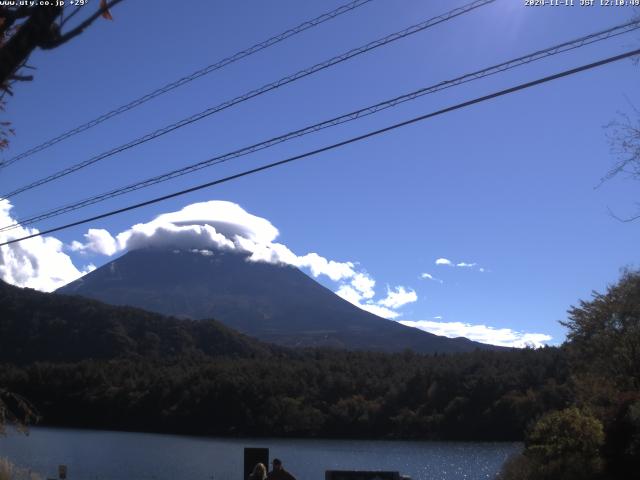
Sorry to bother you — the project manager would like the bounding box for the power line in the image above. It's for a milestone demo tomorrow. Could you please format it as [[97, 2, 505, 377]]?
[[2, 46, 638, 248], [0, 0, 495, 199], [2, 19, 638, 233], [0, 0, 375, 170]]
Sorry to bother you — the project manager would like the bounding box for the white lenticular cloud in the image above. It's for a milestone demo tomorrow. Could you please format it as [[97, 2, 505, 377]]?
[[123, 223, 236, 253], [114, 201, 273, 253], [70, 200, 418, 320], [0, 200, 93, 292], [151, 201, 279, 244], [398, 319, 552, 348]]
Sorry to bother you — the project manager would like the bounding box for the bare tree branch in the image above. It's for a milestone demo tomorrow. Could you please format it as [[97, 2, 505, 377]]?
[[601, 101, 640, 183], [607, 205, 640, 223], [0, 2, 124, 151], [0, 389, 39, 435], [0, 6, 62, 86], [0, 7, 36, 36], [9, 74, 33, 82], [40, 0, 125, 49], [59, 5, 83, 29]]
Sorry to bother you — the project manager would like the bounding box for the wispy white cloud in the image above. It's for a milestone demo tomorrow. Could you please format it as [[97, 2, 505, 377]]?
[[351, 273, 375, 299], [456, 262, 476, 268], [360, 303, 402, 319], [378, 286, 417, 309], [335, 283, 417, 320], [434, 257, 485, 272], [399, 319, 552, 348], [421, 272, 443, 284]]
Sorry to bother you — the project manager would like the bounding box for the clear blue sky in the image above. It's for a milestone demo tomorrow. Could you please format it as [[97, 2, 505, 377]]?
[[2, 0, 639, 346]]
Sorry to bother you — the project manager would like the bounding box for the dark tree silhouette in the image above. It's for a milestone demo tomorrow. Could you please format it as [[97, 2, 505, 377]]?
[[0, 1, 124, 150], [0, 389, 38, 435]]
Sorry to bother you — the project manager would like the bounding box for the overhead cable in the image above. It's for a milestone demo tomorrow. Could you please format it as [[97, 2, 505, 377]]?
[[0, 0, 375, 169], [2, 46, 638, 247], [0, 0, 496, 198], [2, 19, 638, 233]]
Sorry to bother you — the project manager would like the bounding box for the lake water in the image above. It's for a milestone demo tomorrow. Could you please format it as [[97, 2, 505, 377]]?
[[0, 427, 521, 480]]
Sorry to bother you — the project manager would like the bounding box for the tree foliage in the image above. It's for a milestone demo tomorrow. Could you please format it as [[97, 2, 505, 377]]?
[[0, 280, 571, 441], [0, 349, 570, 441], [525, 407, 605, 480], [499, 269, 640, 479], [498, 408, 605, 480], [2, 269, 640, 480], [562, 269, 640, 391]]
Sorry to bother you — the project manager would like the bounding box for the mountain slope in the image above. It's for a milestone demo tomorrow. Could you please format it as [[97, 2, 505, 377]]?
[[0, 279, 274, 363], [57, 248, 495, 354]]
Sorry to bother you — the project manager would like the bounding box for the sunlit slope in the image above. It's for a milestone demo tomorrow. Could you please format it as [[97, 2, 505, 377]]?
[[58, 248, 499, 354]]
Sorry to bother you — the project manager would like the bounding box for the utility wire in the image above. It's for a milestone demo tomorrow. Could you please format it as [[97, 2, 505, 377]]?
[[0, 0, 495, 198], [0, 0, 375, 169], [2, 19, 638, 233], [2, 47, 638, 248]]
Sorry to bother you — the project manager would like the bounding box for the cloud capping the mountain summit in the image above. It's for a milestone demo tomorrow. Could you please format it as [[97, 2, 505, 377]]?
[[70, 200, 417, 319]]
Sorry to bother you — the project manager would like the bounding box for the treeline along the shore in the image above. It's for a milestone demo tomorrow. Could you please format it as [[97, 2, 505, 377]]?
[[0, 349, 569, 440], [0, 278, 569, 440], [1, 271, 639, 479]]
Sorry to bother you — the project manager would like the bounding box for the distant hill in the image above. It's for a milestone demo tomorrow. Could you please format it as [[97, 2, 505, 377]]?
[[57, 248, 498, 354], [0, 279, 273, 364], [0, 279, 567, 443]]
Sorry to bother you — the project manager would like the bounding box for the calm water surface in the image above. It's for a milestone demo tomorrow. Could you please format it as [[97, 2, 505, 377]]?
[[0, 427, 521, 480]]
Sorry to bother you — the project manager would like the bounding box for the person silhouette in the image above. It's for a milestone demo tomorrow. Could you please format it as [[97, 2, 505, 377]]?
[[249, 462, 267, 480], [266, 458, 296, 480]]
